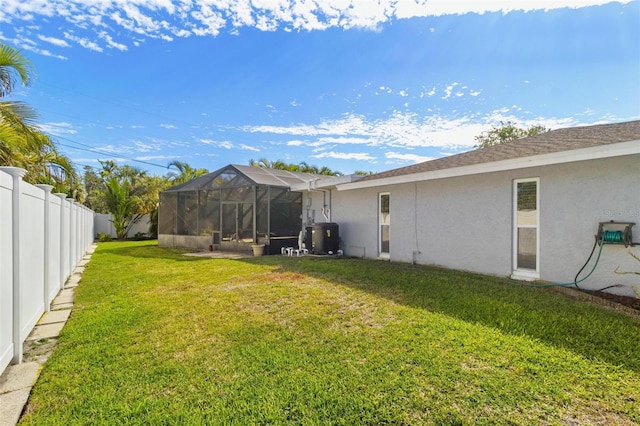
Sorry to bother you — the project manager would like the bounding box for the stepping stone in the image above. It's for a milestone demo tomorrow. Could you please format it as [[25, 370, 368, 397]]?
[[66, 275, 81, 287], [27, 323, 65, 341], [38, 310, 71, 325], [0, 362, 42, 422], [53, 289, 74, 305], [0, 362, 40, 394], [51, 302, 73, 310], [0, 388, 31, 426]]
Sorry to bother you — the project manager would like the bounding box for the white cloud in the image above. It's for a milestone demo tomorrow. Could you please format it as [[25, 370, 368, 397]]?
[[6, 0, 625, 52], [385, 152, 435, 164], [98, 31, 128, 51], [160, 123, 177, 129], [37, 34, 70, 47], [135, 155, 175, 161], [0, 32, 68, 59], [238, 144, 260, 152], [133, 141, 157, 152], [313, 151, 377, 161], [64, 31, 103, 52], [421, 0, 631, 16], [200, 138, 254, 150], [441, 82, 458, 100], [95, 144, 126, 154], [37, 122, 77, 135], [241, 107, 589, 154]]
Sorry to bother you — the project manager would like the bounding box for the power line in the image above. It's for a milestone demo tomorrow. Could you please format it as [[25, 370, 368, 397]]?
[[34, 82, 213, 130], [53, 135, 171, 170]]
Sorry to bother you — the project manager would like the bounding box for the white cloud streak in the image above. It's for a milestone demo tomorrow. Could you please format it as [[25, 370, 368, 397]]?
[[313, 151, 376, 161], [385, 152, 435, 164], [242, 108, 586, 155], [1, 0, 631, 55], [37, 34, 70, 47], [37, 121, 77, 135]]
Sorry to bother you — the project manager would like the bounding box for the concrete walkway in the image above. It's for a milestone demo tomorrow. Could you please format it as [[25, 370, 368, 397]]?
[[0, 244, 96, 426]]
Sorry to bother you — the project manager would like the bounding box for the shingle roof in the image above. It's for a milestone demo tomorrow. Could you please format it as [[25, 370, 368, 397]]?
[[360, 120, 640, 182]]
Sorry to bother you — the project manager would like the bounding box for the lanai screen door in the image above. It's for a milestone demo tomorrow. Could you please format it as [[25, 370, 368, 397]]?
[[222, 202, 254, 249]]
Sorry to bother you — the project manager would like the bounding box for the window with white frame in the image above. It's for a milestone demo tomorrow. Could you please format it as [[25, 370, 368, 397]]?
[[513, 178, 539, 278], [379, 192, 390, 258]]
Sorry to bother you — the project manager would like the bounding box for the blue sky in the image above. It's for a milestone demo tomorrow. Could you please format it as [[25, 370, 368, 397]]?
[[1, 0, 639, 175]]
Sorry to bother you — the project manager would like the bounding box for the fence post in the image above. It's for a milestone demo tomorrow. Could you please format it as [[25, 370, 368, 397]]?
[[0, 166, 27, 364], [68, 199, 75, 275], [35, 184, 54, 313], [54, 194, 68, 287]]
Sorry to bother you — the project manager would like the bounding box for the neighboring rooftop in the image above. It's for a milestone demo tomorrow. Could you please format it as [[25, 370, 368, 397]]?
[[358, 120, 640, 182]]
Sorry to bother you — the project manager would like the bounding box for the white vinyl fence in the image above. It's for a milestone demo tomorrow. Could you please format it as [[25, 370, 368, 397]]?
[[0, 167, 94, 375], [94, 213, 151, 239]]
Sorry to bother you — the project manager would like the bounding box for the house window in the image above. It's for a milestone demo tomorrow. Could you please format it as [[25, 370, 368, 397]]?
[[513, 178, 539, 279], [379, 192, 390, 258]]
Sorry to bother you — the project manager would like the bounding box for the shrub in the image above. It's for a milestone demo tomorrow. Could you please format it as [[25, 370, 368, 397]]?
[[97, 232, 112, 242], [133, 232, 148, 241]]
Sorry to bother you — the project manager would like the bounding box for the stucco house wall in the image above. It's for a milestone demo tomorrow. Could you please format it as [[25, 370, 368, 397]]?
[[328, 154, 639, 297]]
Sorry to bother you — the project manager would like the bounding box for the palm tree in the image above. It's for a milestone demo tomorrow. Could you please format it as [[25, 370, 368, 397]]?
[[1, 43, 37, 162], [0, 42, 79, 197], [248, 158, 342, 176], [0, 43, 34, 97], [104, 178, 141, 239], [167, 160, 208, 185]]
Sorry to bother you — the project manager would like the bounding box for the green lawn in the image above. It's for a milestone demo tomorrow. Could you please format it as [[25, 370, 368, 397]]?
[[21, 240, 640, 425]]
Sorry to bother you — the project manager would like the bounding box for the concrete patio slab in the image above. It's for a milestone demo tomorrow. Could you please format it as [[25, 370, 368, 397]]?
[[184, 251, 252, 259]]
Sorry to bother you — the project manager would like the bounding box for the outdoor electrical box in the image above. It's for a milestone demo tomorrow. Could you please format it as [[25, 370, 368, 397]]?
[[306, 223, 339, 255]]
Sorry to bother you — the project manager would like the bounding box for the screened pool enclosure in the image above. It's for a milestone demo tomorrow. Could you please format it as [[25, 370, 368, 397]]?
[[158, 165, 325, 253]]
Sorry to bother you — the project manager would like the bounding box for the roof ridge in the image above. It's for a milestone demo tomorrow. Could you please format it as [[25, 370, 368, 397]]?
[[359, 120, 640, 182]]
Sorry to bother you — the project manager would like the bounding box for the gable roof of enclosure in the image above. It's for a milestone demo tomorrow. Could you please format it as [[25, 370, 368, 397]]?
[[163, 164, 329, 192], [338, 120, 640, 191]]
